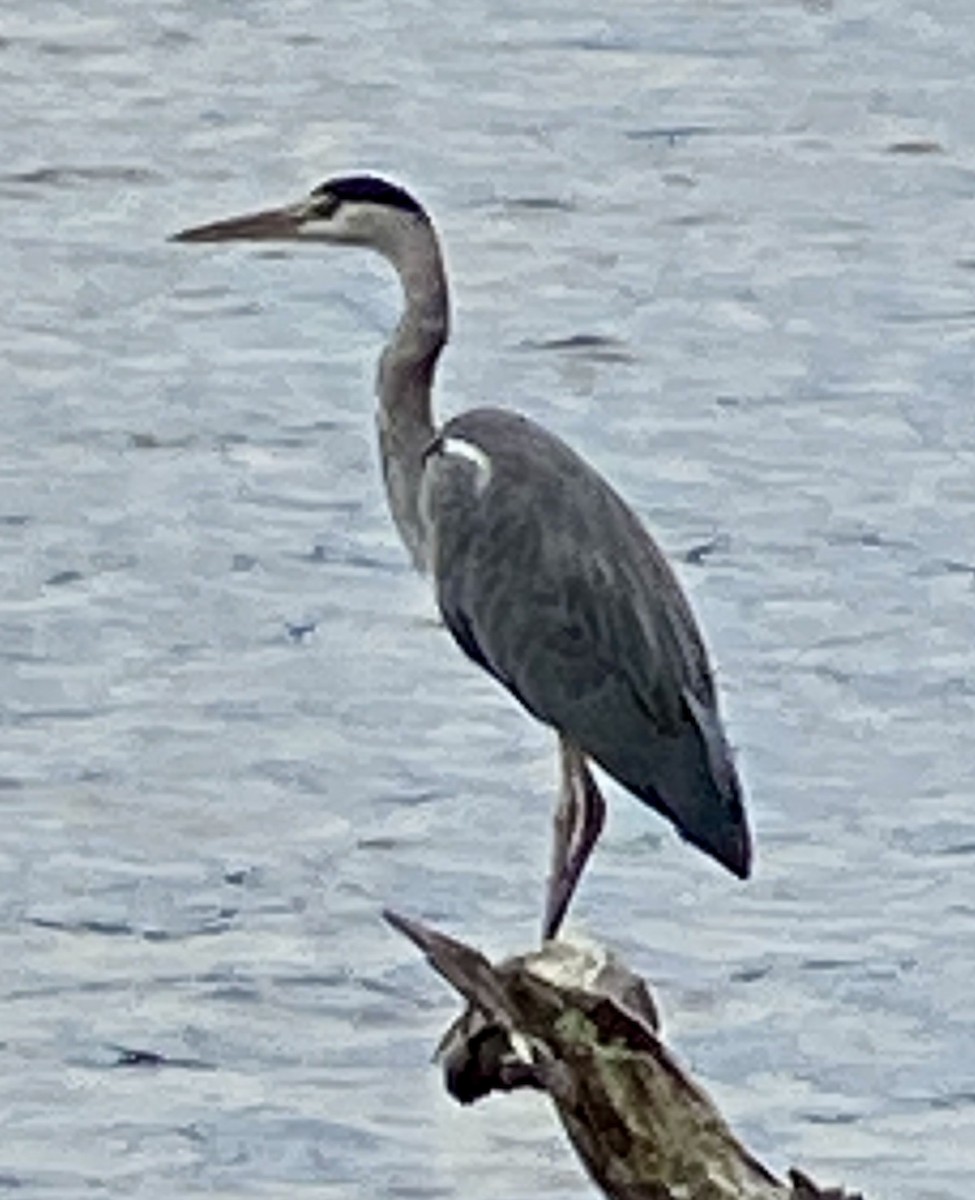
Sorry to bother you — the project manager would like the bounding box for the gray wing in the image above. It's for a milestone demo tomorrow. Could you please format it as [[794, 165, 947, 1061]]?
[[426, 407, 750, 879]]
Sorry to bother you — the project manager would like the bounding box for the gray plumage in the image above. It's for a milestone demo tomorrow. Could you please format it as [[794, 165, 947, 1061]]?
[[424, 407, 749, 877], [173, 173, 752, 937]]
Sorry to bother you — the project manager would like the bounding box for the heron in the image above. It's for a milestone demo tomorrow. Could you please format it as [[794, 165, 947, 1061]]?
[[173, 174, 752, 939]]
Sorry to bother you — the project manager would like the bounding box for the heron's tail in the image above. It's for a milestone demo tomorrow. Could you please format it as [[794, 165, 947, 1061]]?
[[631, 686, 752, 880]]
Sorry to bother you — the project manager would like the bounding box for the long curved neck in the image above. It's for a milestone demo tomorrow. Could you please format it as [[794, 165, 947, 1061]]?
[[375, 218, 449, 571]]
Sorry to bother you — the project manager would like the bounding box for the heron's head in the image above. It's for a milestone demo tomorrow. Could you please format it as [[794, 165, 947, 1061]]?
[[172, 174, 431, 254]]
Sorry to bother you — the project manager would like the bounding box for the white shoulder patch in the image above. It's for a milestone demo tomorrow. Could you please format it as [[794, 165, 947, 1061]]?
[[441, 435, 493, 493]]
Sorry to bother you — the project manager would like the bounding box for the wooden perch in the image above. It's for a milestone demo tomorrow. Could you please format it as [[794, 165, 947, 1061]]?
[[385, 910, 863, 1200]]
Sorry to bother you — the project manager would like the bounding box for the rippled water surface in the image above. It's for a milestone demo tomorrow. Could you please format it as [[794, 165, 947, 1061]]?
[[2, 1, 974, 1196]]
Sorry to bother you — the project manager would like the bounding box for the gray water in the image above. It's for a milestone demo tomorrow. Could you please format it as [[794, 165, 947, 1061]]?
[[2, 1, 974, 1196]]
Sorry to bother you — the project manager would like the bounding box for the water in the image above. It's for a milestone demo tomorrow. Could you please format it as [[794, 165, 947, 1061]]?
[[2, 1, 974, 1195]]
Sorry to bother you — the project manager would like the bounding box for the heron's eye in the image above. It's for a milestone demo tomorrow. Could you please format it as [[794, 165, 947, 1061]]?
[[309, 191, 340, 220]]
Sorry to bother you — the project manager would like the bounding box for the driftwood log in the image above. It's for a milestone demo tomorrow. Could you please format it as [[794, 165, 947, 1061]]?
[[385, 910, 863, 1200]]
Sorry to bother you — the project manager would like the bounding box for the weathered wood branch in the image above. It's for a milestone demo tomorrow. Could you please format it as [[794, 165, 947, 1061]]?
[[385, 910, 863, 1200]]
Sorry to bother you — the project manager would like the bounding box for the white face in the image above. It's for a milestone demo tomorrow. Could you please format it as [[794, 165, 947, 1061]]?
[[294, 195, 416, 249]]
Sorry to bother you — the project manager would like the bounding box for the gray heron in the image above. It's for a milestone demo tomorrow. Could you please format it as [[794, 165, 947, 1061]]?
[[173, 174, 752, 939]]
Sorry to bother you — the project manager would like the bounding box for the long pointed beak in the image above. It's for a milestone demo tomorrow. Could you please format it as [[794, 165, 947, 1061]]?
[[170, 205, 304, 243]]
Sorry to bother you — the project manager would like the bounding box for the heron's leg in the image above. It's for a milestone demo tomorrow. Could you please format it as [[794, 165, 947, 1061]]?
[[543, 734, 607, 941]]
